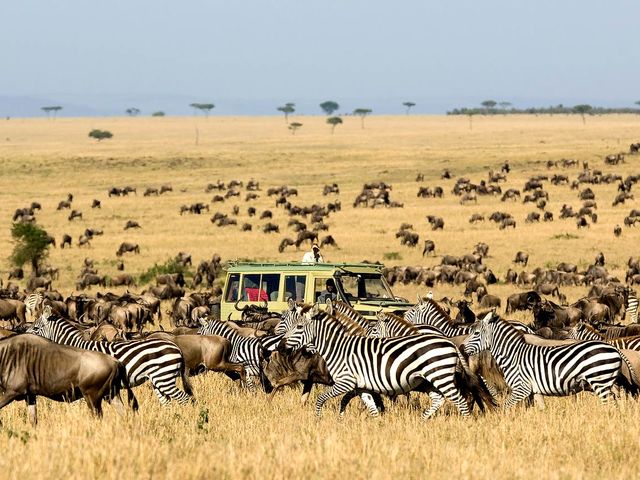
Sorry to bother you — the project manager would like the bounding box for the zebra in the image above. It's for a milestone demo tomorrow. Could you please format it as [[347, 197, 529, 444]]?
[[626, 290, 639, 323], [276, 300, 385, 412], [570, 322, 640, 351], [372, 311, 444, 337], [24, 291, 44, 322], [282, 304, 490, 418], [27, 307, 193, 405], [462, 312, 630, 408], [404, 297, 474, 336], [197, 317, 270, 390]]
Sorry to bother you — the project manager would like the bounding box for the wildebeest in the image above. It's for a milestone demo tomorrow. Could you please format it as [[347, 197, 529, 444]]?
[[77, 274, 106, 290], [422, 240, 436, 257], [505, 291, 541, 314], [514, 251, 529, 266], [61, 234, 72, 249], [116, 242, 140, 256], [426, 215, 444, 230], [124, 220, 141, 230], [0, 299, 26, 326], [263, 223, 280, 234], [279, 238, 295, 253], [92, 199, 101, 209], [68, 209, 82, 221], [0, 334, 136, 425], [109, 274, 136, 287], [614, 225, 622, 237]]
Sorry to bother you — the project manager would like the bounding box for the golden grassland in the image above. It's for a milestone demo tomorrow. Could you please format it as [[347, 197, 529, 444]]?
[[1, 115, 640, 478]]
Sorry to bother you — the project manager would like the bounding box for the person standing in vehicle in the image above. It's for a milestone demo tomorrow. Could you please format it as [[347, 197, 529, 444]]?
[[302, 243, 324, 263]]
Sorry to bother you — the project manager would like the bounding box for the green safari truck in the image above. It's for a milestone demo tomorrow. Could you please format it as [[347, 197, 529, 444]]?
[[221, 262, 412, 321]]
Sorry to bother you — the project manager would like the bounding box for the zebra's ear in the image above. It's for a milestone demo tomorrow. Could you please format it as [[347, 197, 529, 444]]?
[[310, 302, 321, 317], [287, 298, 296, 311], [42, 304, 52, 319], [325, 299, 333, 315], [416, 294, 423, 304], [198, 317, 208, 327]]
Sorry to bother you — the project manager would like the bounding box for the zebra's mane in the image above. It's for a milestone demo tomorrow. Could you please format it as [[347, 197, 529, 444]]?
[[417, 298, 455, 323], [579, 322, 604, 339], [313, 310, 362, 336], [379, 312, 418, 332], [328, 310, 368, 335]]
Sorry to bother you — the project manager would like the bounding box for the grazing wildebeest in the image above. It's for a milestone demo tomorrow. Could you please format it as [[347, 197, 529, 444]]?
[[614, 225, 622, 237], [144, 187, 159, 197], [514, 251, 529, 266], [109, 274, 136, 287], [92, 199, 101, 209], [500, 218, 516, 229], [320, 235, 337, 248], [124, 220, 141, 230], [60, 234, 72, 249], [263, 223, 280, 234], [0, 299, 27, 326], [76, 274, 106, 290], [505, 291, 541, 314], [116, 242, 140, 256], [279, 238, 295, 253], [417, 239, 435, 257], [27, 276, 52, 291], [68, 210, 82, 221], [0, 334, 136, 425], [426, 215, 444, 230]]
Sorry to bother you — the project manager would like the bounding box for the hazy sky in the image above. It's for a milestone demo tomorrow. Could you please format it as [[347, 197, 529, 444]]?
[[2, 0, 639, 114]]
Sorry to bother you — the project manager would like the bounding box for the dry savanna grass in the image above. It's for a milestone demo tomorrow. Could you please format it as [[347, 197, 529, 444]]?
[[1, 115, 640, 478]]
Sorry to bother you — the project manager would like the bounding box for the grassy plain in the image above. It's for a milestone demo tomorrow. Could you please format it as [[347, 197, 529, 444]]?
[[0, 114, 640, 478]]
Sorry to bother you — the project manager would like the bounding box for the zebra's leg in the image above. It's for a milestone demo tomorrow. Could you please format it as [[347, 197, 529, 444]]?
[[152, 377, 191, 405], [422, 391, 445, 419], [504, 384, 532, 409], [358, 392, 381, 417], [315, 380, 356, 417]]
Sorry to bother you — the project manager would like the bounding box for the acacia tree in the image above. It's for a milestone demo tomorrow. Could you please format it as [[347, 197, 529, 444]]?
[[326, 116, 343, 134], [498, 101, 512, 113], [125, 107, 141, 116], [288, 122, 303, 135], [481, 100, 497, 114], [190, 103, 215, 117], [277, 103, 295, 123], [635, 101, 640, 113], [353, 108, 372, 129], [10, 223, 51, 274], [403, 102, 416, 115], [320, 101, 339, 115], [41, 106, 62, 119], [573, 104, 593, 125]]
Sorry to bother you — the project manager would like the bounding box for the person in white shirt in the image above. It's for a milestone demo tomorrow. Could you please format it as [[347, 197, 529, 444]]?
[[302, 243, 324, 263]]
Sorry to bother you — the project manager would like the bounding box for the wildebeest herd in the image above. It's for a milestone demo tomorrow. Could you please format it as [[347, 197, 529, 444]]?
[[3, 142, 640, 425]]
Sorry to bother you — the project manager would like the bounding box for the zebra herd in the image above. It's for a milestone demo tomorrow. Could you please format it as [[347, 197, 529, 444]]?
[[9, 291, 640, 424]]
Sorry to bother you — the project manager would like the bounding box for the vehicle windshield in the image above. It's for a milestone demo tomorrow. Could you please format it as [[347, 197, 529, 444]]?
[[336, 273, 394, 301]]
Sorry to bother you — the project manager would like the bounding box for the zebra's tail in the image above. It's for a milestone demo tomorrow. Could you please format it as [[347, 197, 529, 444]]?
[[180, 361, 194, 398], [618, 350, 640, 397], [454, 349, 498, 413]]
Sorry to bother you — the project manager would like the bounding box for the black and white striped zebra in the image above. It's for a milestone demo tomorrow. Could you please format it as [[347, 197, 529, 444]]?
[[283, 304, 486, 418], [24, 291, 44, 322], [570, 322, 640, 351], [463, 312, 628, 407], [28, 308, 193, 405], [626, 290, 639, 323], [197, 317, 273, 390], [404, 298, 474, 336]]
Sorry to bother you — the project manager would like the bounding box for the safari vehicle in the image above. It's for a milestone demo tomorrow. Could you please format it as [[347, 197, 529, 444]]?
[[221, 262, 412, 321]]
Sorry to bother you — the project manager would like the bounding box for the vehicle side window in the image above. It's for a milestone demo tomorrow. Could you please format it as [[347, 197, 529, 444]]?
[[242, 274, 264, 301], [261, 274, 281, 301], [285, 275, 306, 301], [315, 277, 337, 303], [225, 273, 240, 302]]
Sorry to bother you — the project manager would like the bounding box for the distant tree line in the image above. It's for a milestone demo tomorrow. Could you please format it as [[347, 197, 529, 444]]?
[[448, 101, 640, 117]]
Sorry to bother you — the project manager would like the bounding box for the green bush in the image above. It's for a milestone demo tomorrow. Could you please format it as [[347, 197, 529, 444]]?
[[138, 258, 190, 285], [383, 252, 402, 260]]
